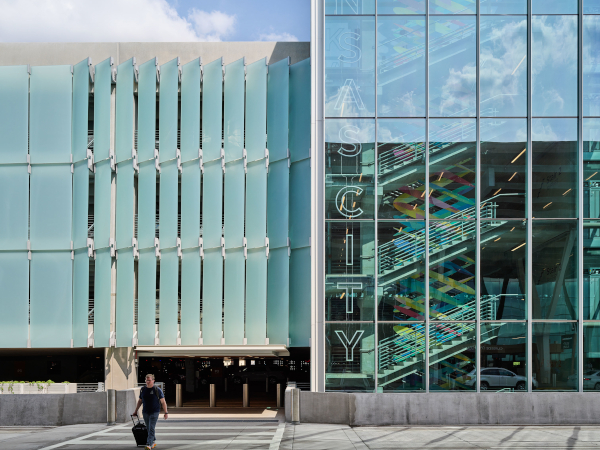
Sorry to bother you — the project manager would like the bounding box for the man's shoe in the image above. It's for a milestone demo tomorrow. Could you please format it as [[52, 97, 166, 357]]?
[[152, 444, 157, 448], [144, 447, 151, 450]]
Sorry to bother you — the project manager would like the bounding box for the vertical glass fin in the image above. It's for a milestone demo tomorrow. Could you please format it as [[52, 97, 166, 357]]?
[[138, 58, 158, 163], [0, 252, 29, 347], [72, 59, 91, 163], [202, 248, 223, 345], [159, 248, 179, 345], [224, 58, 245, 163], [0, 65, 29, 163], [289, 58, 311, 163], [116, 58, 135, 163], [267, 247, 289, 345], [202, 58, 224, 162], [267, 57, 290, 163], [246, 248, 267, 344], [181, 58, 201, 163], [159, 58, 180, 162], [181, 248, 201, 345], [224, 248, 245, 344], [116, 247, 134, 347], [245, 58, 267, 162]]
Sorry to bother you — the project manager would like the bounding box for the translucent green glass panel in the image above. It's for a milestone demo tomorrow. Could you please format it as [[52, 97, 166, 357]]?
[[267, 58, 289, 163], [116, 161, 134, 249], [72, 59, 91, 163], [138, 248, 157, 345], [138, 58, 158, 163], [202, 58, 223, 163], [378, 323, 425, 392], [224, 58, 244, 163], [115, 58, 135, 164], [30, 252, 72, 348], [325, 323, 375, 392], [532, 322, 578, 391], [202, 248, 223, 345], [224, 248, 245, 345], [290, 159, 311, 249], [94, 160, 112, 249], [94, 248, 111, 348], [429, 323, 476, 391], [224, 159, 245, 249], [202, 160, 223, 249], [30, 165, 72, 250], [30, 65, 72, 163], [138, 161, 157, 250], [584, 120, 600, 219], [159, 58, 179, 162], [290, 247, 311, 347], [267, 247, 289, 345], [0, 65, 28, 163], [583, 324, 600, 390], [72, 249, 89, 347], [181, 248, 200, 345], [289, 58, 310, 163], [267, 160, 289, 250], [246, 248, 267, 345], [180, 58, 201, 163], [181, 162, 201, 249], [0, 252, 29, 347], [159, 160, 178, 249], [116, 247, 134, 347], [72, 161, 89, 249], [94, 58, 113, 162], [584, 223, 600, 320], [0, 165, 29, 250], [246, 161, 267, 249], [246, 58, 267, 163], [159, 248, 178, 345]]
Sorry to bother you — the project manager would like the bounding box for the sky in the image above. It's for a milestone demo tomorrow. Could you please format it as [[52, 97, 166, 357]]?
[[0, 0, 310, 43]]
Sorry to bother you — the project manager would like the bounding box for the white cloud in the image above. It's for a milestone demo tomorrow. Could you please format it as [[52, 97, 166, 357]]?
[[0, 0, 236, 42], [258, 32, 299, 42]]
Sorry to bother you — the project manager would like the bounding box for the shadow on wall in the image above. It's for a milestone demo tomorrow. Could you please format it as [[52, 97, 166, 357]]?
[[270, 42, 310, 65]]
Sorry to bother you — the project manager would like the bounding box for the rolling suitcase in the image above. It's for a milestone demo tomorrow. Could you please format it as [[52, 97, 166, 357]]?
[[131, 414, 148, 447]]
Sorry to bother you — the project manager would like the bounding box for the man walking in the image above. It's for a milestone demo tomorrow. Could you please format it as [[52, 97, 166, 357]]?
[[133, 374, 168, 449]]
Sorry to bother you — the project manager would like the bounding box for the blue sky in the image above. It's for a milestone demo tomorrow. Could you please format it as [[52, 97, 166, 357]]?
[[0, 0, 310, 42]]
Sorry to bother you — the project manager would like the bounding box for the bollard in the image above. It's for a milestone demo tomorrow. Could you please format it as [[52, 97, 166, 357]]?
[[209, 384, 216, 407], [107, 389, 116, 425], [243, 383, 249, 408], [176, 383, 183, 408], [276, 383, 282, 408], [291, 388, 300, 424]]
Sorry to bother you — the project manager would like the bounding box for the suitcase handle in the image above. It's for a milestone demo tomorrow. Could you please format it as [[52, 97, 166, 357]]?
[[131, 414, 143, 426]]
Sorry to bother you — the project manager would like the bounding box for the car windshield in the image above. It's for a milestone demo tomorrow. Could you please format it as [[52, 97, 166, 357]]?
[[584, 370, 598, 376]]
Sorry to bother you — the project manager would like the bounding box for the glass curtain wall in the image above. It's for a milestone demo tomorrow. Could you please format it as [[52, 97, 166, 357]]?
[[324, 0, 588, 392]]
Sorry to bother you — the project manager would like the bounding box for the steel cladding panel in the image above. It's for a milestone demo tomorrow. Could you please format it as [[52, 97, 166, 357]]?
[[30, 252, 72, 348], [289, 58, 311, 163], [0, 252, 29, 347], [267, 159, 289, 249], [245, 59, 267, 162], [29, 65, 72, 164], [72, 161, 89, 250], [245, 161, 267, 249], [267, 247, 289, 345], [246, 248, 267, 344], [116, 247, 134, 347], [72, 248, 89, 347], [159, 248, 178, 345], [224, 159, 245, 249], [116, 161, 134, 249], [94, 247, 111, 348], [138, 161, 156, 250], [138, 248, 157, 345], [94, 160, 112, 249], [224, 248, 245, 344], [181, 248, 200, 345], [289, 247, 310, 347], [159, 58, 179, 162], [30, 165, 72, 250], [202, 58, 223, 162], [180, 58, 201, 163], [138, 58, 157, 163], [0, 166, 29, 250], [94, 58, 112, 162], [267, 58, 289, 163], [289, 158, 311, 249], [202, 248, 223, 345], [116, 58, 135, 163], [72, 59, 90, 163], [159, 160, 178, 249], [202, 160, 223, 249], [0, 65, 28, 163], [181, 162, 201, 249], [224, 58, 244, 163]]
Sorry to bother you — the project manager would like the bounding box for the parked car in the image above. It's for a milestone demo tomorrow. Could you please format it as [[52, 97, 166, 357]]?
[[568, 370, 600, 389], [465, 367, 537, 390]]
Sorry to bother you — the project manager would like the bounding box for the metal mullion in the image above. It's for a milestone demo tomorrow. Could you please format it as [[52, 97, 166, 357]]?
[[526, 0, 533, 394], [424, 0, 430, 394], [373, 1, 378, 394], [475, 0, 481, 394], [578, 0, 584, 393]]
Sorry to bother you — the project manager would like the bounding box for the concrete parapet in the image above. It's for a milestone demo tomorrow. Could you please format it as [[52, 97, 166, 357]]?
[[116, 387, 140, 424], [289, 392, 600, 426]]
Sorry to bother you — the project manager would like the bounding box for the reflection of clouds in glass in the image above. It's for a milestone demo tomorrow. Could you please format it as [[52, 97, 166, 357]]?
[[429, 119, 476, 142], [480, 119, 527, 143], [532, 15, 577, 116], [377, 119, 425, 143], [439, 65, 476, 116], [583, 119, 600, 142], [532, 119, 577, 142], [325, 119, 376, 143]]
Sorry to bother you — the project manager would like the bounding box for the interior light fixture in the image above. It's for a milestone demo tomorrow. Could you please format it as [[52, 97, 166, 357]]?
[[438, 172, 444, 181], [512, 242, 526, 251], [562, 189, 572, 196], [508, 172, 517, 181], [359, 173, 363, 182], [511, 54, 526, 75], [494, 188, 502, 196], [340, 293, 345, 299], [510, 227, 515, 232], [511, 148, 526, 164], [494, 238, 501, 242], [586, 172, 597, 181], [543, 202, 552, 209]]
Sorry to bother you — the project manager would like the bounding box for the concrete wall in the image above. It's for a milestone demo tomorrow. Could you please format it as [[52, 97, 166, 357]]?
[[116, 387, 141, 424], [286, 391, 600, 426], [0, 42, 310, 67]]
